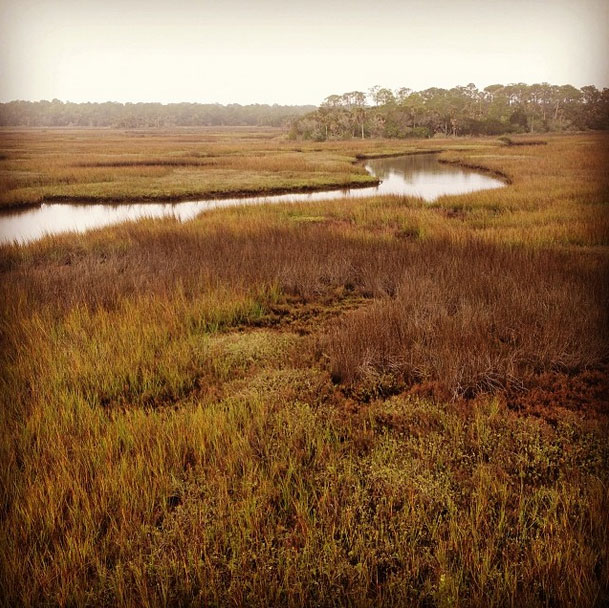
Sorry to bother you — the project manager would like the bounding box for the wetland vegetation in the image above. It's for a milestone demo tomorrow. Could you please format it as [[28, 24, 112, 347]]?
[[1, 128, 608, 607], [0, 153, 506, 244]]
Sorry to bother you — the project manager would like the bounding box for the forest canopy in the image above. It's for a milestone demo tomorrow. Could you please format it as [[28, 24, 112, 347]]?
[[2, 83, 608, 138], [0, 101, 315, 128], [290, 83, 609, 140]]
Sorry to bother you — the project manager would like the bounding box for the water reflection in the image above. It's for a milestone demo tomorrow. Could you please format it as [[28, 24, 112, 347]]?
[[0, 154, 504, 245], [364, 154, 504, 200]]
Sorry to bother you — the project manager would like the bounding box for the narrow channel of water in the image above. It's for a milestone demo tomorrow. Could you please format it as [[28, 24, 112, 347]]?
[[0, 154, 505, 245]]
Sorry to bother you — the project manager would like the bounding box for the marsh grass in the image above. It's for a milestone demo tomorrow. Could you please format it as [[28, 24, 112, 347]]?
[[324, 239, 609, 399], [0, 127, 510, 207], [0, 130, 608, 607], [0, 128, 420, 207]]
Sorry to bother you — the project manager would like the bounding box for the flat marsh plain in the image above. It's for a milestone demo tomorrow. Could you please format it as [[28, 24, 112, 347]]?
[[1, 128, 608, 607]]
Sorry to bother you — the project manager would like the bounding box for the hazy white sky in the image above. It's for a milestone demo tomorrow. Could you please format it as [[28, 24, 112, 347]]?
[[1, 0, 608, 105]]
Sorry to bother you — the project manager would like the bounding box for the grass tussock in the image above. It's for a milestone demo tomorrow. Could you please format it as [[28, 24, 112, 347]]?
[[324, 239, 608, 399], [1, 130, 608, 606]]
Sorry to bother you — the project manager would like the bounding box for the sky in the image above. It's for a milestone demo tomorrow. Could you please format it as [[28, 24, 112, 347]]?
[[1, 0, 608, 106]]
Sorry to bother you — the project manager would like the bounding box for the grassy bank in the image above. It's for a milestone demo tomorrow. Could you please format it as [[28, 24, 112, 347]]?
[[1, 130, 608, 607], [0, 127, 510, 209], [0, 127, 419, 208]]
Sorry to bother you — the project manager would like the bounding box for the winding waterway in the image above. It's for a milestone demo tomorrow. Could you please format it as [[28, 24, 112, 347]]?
[[0, 154, 505, 245]]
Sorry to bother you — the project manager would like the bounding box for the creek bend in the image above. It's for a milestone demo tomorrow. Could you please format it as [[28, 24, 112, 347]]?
[[0, 154, 505, 245]]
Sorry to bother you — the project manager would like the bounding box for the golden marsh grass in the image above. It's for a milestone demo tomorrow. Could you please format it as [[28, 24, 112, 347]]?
[[0, 129, 608, 607]]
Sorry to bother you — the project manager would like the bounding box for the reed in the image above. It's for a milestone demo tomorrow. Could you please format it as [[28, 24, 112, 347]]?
[[0, 130, 608, 607]]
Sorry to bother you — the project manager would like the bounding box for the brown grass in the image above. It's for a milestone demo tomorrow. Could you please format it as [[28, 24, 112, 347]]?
[[4, 223, 607, 402], [324, 238, 609, 399], [0, 130, 608, 607], [0, 127, 433, 207]]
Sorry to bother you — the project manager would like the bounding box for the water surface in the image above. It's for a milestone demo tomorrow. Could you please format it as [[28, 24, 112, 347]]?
[[0, 154, 504, 245]]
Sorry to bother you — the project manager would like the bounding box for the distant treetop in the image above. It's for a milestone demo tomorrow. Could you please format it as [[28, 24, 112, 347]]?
[[0, 101, 316, 128], [2, 84, 607, 138], [290, 83, 609, 140]]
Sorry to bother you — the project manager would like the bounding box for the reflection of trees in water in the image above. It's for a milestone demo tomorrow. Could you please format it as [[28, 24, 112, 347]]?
[[366, 155, 504, 200], [368, 155, 453, 180]]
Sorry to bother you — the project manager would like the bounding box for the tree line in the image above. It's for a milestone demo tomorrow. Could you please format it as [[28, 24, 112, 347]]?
[[0, 100, 315, 128], [289, 83, 609, 140], [2, 84, 607, 137]]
